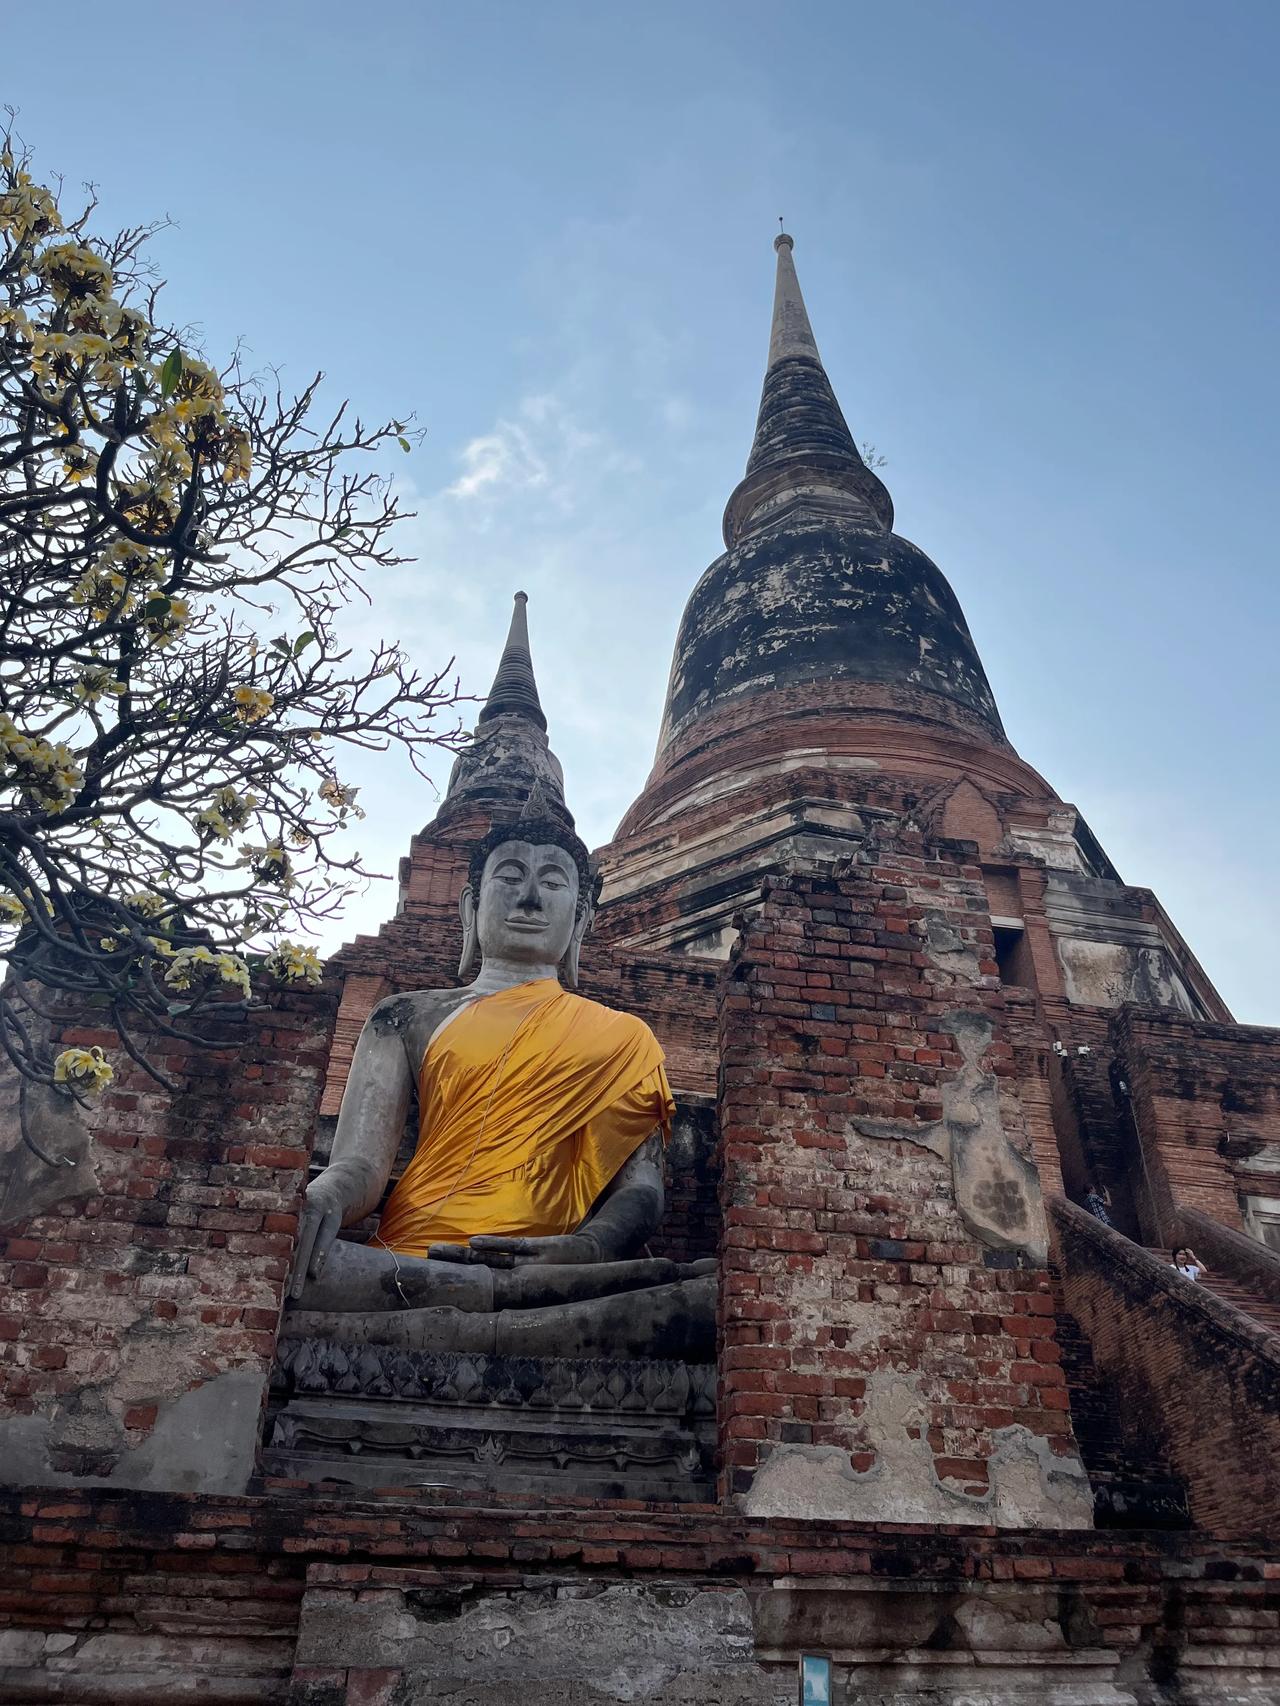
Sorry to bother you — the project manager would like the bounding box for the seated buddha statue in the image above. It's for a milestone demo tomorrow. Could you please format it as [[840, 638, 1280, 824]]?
[[287, 791, 714, 1361]]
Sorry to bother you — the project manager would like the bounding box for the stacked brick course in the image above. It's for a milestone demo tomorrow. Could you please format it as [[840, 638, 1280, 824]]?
[[3, 1485, 1279, 1703], [1114, 1011, 1280, 1235]]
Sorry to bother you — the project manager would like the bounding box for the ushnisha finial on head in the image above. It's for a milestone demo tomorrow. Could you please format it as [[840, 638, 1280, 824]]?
[[518, 778, 551, 821]]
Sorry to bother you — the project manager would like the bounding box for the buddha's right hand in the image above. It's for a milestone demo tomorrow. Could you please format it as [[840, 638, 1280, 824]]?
[[289, 1169, 352, 1301]]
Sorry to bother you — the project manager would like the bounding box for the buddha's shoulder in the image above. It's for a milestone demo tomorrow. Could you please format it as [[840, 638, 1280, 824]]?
[[562, 990, 660, 1044], [366, 988, 472, 1042]]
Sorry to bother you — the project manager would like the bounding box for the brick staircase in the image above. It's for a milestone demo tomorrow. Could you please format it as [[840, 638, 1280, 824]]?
[[1055, 1232, 1280, 1527], [1054, 1298, 1190, 1529], [1147, 1249, 1280, 1340]]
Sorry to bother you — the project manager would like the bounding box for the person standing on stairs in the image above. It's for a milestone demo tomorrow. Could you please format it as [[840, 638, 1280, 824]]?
[[1172, 1247, 1209, 1283], [1084, 1181, 1114, 1227]]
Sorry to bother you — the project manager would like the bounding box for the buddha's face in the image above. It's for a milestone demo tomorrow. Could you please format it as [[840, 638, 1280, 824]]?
[[474, 839, 581, 965]]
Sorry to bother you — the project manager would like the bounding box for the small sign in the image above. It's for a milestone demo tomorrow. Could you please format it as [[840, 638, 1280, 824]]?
[[798, 1653, 832, 1705]]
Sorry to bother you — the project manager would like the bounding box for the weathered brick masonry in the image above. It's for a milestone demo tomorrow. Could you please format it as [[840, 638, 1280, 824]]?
[[1113, 1011, 1280, 1235], [3, 1485, 1280, 1704], [1052, 1198, 1280, 1540], [716, 855, 1087, 1525], [0, 985, 335, 1493]]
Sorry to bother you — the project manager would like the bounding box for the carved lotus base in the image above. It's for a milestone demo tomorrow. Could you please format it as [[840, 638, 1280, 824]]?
[[262, 1339, 716, 1501]]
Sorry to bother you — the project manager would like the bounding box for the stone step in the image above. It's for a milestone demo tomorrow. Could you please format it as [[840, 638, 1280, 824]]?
[[1053, 1303, 1188, 1511]]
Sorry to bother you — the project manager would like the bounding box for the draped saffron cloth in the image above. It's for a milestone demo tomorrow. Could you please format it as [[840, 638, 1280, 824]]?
[[374, 979, 674, 1257]]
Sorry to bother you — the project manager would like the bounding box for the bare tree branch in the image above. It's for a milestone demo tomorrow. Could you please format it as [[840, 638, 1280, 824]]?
[[0, 123, 465, 1125]]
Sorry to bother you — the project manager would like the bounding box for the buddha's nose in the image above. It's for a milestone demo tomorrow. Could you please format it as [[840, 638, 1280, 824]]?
[[515, 873, 542, 911]]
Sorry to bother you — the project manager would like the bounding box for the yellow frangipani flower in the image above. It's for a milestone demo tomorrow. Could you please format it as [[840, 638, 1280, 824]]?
[[163, 945, 251, 999], [263, 940, 324, 986], [52, 1046, 114, 1096], [232, 686, 274, 724]]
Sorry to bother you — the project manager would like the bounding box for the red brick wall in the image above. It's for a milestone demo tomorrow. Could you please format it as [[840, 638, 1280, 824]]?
[[716, 851, 1081, 1516], [1051, 1197, 1280, 1539], [319, 974, 389, 1119], [613, 674, 1054, 843], [645, 1100, 720, 1266], [1115, 1011, 1280, 1236], [319, 810, 488, 1115], [0, 985, 334, 1492]]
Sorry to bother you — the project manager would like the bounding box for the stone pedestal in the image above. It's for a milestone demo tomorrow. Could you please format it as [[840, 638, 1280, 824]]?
[[265, 1338, 716, 1501]]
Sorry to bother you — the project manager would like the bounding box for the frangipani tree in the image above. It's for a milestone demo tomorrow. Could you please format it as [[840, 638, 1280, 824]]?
[[0, 127, 462, 1150]]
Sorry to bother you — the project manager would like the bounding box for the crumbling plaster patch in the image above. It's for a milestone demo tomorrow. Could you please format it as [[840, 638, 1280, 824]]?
[[743, 1370, 1091, 1529], [1056, 936, 1197, 1014], [297, 1580, 770, 1704], [0, 1364, 265, 1495], [0, 1078, 97, 1227], [851, 1009, 1049, 1262]]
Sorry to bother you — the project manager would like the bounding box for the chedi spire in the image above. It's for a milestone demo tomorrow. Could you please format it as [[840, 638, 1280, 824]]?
[[478, 590, 546, 731], [767, 230, 821, 364], [723, 232, 893, 548], [613, 233, 1007, 842], [437, 592, 569, 824]]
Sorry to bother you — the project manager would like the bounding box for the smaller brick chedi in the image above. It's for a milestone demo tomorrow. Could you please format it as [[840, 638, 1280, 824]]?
[[2, 237, 1280, 1705]]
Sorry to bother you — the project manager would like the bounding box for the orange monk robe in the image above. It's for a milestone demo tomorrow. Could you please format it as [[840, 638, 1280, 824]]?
[[375, 979, 675, 1258]]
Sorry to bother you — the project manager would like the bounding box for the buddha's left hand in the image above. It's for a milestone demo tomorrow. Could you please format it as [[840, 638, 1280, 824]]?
[[428, 1231, 604, 1267]]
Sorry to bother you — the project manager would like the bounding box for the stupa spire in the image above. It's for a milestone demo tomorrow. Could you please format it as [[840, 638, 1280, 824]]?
[[477, 590, 547, 732], [767, 231, 821, 365], [437, 592, 568, 824], [609, 232, 1007, 843], [724, 231, 893, 548]]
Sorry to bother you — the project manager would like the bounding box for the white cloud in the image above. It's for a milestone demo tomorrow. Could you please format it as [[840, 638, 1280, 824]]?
[[443, 392, 633, 514], [447, 417, 548, 501]]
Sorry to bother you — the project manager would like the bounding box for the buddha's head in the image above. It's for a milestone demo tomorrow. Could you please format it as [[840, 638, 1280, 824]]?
[[459, 804, 598, 985]]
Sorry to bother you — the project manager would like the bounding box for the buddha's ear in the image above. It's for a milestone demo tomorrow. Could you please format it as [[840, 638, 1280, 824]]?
[[457, 885, 479, 979], [563, 897, 595, 990]]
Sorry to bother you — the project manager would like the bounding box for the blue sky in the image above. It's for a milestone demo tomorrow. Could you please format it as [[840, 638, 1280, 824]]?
[[7, 1, 1278, 1019]]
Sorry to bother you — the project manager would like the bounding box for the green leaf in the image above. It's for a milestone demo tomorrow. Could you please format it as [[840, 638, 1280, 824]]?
[[335, 525, 351, 539], [160, 348, 183, 399], [293, 631, 315, 657], [143, 596, 171, 618], [270, 635, 290, 656], [397, 436, 411, 454]]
